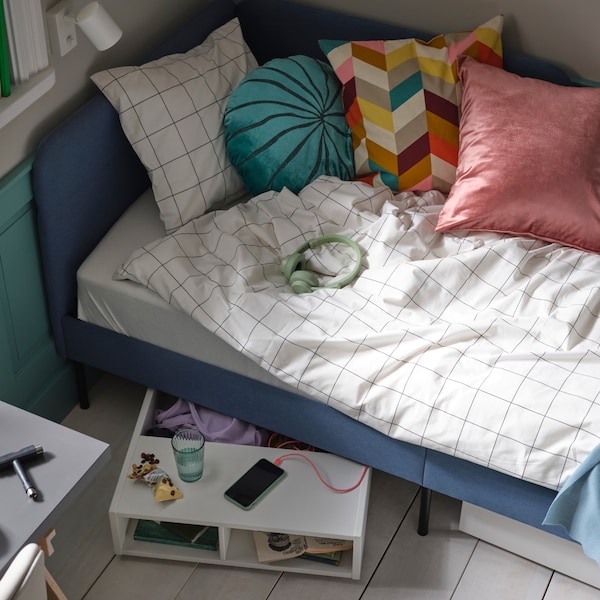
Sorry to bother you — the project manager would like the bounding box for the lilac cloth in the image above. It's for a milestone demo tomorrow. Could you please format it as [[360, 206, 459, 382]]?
[[155, 398, 268, 446]]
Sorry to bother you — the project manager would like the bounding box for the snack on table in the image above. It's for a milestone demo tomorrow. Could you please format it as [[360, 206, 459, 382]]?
[[154, 476, 184, 501], [127, 452, 183, 501], [128, 462, 156, 480]]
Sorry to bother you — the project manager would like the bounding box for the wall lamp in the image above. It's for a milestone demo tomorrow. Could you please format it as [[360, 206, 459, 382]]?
[[47, 1, 122, 57]]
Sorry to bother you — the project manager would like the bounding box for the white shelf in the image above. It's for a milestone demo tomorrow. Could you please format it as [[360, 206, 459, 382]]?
[[109, 389, 372, 579], [0, 67, 56, 129]]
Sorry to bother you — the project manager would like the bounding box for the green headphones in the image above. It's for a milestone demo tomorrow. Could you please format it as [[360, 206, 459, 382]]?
[[281, 234, 362, 294]]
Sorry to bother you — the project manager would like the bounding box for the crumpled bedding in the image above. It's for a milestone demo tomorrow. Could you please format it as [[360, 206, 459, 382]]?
[[116, 176, 600, 490]]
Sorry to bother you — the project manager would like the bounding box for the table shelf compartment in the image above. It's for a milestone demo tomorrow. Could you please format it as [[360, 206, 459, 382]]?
[[119, 519, 224, 564]]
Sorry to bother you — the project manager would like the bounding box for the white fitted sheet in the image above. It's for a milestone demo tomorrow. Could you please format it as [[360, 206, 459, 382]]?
[[76, 189, 295, 392]]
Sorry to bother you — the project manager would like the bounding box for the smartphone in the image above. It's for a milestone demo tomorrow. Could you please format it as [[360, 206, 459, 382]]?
[[224, 458, 286, 510]]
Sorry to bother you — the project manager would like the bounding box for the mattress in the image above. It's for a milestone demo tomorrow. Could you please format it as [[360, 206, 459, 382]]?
[[76, 188, 297, 394]]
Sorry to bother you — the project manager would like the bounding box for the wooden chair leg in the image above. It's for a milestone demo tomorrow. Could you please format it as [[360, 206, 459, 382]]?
[[39, 529, 68, 600], [45, 568, 68, 600]]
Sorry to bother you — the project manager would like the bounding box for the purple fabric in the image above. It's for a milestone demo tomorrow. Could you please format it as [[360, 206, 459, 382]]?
[[155, 399, 268, 446]]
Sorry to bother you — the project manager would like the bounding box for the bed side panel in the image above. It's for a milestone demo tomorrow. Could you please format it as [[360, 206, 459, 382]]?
[[423, 449, 567, 538]]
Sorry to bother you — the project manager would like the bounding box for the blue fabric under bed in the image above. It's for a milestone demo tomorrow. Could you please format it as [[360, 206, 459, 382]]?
[[544, 445, 600, 561]]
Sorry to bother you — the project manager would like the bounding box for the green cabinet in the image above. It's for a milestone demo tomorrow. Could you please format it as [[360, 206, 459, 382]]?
[[0, 157, 77, 421]]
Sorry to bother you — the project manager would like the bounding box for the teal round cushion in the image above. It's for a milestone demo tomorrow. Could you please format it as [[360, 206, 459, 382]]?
[[224, 55, 354, 195]]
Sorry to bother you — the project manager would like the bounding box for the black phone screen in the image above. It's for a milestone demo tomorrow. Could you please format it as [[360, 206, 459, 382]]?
[[224, 458, 286, 509]]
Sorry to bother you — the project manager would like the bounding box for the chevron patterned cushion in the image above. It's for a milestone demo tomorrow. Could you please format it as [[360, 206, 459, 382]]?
[[320, 16, 503, 193], [92, 18, 257, 234], [224, 55, 354, 195]]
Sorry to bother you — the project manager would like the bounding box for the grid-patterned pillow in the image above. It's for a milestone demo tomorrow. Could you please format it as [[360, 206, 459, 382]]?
[[320, 16, 503, 193], [91, 18, 258, 233]]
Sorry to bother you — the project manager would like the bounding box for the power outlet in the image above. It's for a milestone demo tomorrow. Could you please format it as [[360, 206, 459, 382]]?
[[47, 1, 77, 57]]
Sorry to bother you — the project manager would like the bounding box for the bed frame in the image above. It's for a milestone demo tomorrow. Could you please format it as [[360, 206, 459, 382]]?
[[32, 0, 575, 540]]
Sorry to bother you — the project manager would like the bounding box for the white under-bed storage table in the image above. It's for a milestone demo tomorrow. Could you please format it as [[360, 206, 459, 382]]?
[[109, 388, 372, 579]]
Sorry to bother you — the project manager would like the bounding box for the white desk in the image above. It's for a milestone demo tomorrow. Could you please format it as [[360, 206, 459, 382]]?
[[0, 401, 110, 576]]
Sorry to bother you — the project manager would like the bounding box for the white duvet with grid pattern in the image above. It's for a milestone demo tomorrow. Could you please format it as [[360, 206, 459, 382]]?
[[116, 176, 600, 490]]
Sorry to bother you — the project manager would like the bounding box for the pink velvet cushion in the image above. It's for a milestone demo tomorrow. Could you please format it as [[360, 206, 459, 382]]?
[[436, 56, 600, 254]]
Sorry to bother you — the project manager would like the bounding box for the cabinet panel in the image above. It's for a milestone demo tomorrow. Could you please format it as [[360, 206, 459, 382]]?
[[0, 206, 48, 364], [0, 157, 77, 419]]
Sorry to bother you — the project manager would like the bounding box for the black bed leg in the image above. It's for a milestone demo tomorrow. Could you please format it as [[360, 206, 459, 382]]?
[[74, 361, 90, 409], [417, 487, 432, 536]]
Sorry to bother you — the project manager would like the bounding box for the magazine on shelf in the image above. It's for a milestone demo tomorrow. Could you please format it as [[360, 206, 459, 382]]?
[[252, 532, 352, 565]]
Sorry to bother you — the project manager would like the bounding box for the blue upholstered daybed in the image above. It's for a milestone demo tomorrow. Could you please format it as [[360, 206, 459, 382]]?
[[32, 0, 592, 543]]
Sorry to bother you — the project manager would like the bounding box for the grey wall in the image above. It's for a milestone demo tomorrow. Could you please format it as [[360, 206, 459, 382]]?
[[302, 0, 599, 83], [0, 0, 211, 179], [1, 0, 598, 179]]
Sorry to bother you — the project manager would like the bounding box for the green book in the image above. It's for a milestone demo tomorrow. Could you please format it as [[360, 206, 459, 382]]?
[[298, 550, 343, 566], [160, 521, 210, 543], [133, 519, 219, 551], [0, 0, 10, 97]]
